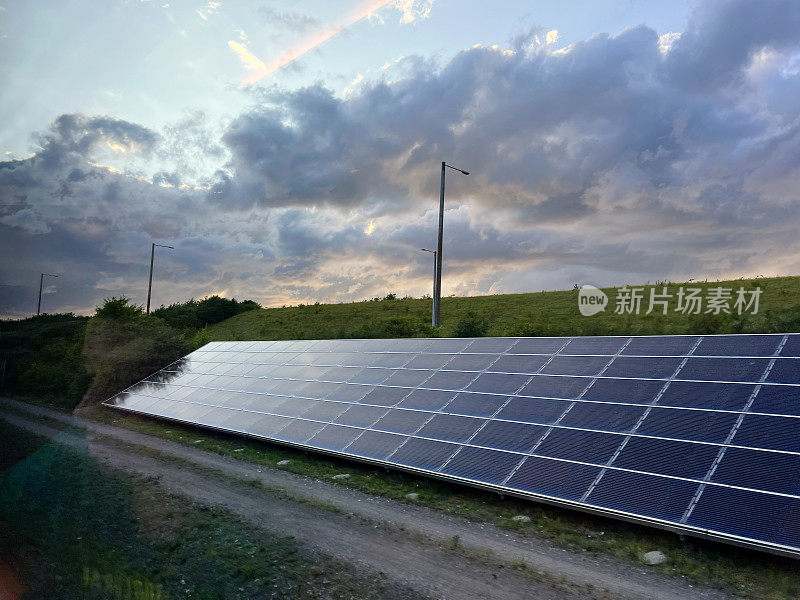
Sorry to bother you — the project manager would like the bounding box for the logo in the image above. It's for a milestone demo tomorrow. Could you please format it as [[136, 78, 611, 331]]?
[[578, 284, 608, 316]]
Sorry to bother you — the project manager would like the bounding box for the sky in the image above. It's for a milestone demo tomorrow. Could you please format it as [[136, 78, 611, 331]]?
[[1, 0, 799, 317]]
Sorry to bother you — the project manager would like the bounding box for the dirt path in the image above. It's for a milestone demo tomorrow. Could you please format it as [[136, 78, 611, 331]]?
[[1, 399, 736, 600]]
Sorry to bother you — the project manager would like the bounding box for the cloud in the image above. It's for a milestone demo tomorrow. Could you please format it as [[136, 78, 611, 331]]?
[[196, 0, 220, 21], [238, 0, 434, 87], [2, 0, 800, 317], [227, 41, 267, 72]]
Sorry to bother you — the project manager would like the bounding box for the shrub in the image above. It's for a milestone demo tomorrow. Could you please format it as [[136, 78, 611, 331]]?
[[79, 299, 188, 407], [453, 312, 489, 337]]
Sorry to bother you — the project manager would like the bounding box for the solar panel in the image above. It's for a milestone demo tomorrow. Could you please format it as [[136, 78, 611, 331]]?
[[103, 333, 800, 557]]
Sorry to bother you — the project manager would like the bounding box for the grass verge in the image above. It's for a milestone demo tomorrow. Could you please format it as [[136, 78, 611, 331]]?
[[0, 419, 426, 600]]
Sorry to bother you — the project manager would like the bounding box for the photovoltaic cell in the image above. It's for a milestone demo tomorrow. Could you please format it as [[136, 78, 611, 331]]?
[[105, 333, 800, 557]]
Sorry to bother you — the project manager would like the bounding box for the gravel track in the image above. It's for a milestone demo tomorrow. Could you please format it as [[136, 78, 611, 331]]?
[[1, 398, 736, 600]]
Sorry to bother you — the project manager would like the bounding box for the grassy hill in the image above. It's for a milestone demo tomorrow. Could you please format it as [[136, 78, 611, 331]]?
[[196, 276, 800, 344]]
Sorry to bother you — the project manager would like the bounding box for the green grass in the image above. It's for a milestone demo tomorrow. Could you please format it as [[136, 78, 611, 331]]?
[[81, 405, 800, 600], [0, 420, 425, 600], [194, 276, 800, 344]]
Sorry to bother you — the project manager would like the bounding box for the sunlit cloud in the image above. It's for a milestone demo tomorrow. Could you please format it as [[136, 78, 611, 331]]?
[[227, 41, 267, 72], [238, 0, 433, 87], [196, 0, 220, 21]]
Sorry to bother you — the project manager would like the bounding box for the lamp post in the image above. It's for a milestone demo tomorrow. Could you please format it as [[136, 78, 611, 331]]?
[[37, 273, 58, 315], [434, 161, 469, 327], [420, 248, 437, 326], [146, 243, 174, 314]]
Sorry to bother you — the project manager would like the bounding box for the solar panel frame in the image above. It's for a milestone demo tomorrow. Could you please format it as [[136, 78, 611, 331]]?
[[104, 333, 800, 558]]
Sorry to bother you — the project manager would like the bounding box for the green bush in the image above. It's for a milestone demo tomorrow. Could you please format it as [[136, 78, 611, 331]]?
[[79, 299, 188, 407], [453, 312, 489, 337]]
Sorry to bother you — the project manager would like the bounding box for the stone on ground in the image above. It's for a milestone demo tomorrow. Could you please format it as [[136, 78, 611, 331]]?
[[405, 492, 419, 500], [511, 515, 531, 523], [641, 550, 667, 565], [333, 473, 351, 480], [277, 459, 291, 466]]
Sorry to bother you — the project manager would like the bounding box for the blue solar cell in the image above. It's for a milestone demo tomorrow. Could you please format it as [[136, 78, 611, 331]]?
[[373, 409, 431, 435], [491, 354, 549, 374], [611, 436, 718, 479], [379, 338, 434, 352], [324, 383, 371, 402], [496, 396, 570, 424], [464, 338, 518, 353], [430, 339, 475, 353], [732, 414, 800, 452], [467, 372, 530, 394], [471, 420, 547, 453], [506, 456, 599, 500], [301, 400, 349, 421], [711, 447, 800, 495], [781, 335, 800, 357], [440, 447, 520, 484], [749, 385, 800, 416], [679, 358, 771, 382], [390, 438, 458, 470], [404, 354, 454, 369], [586, 470, 698, 521], [349, 367, 392, 384], [558, 402, 645, 434], [276, 419, 324, 443], [519, 375, 592, 399], [397, 389, 456, 411], [541, 356, 611, 376], [347, 430, 407, 460], [368, 353, 416, 368], [359, 386, 410, 406], [446, 354, 500, 371], [767, 359, 800, 384], [446, 393, 508, 417], [562, 337, 628, 355], [622, 336, 700, 356], [273, 396, 318, 417], [687, 487, 800, 549], [695, 335, 782, 357], [582, 378, 664, 404], [383, 369, 434, 387], [636, 407, 738, 443], [308, 424, 362, 451], [321, 366, 362, 382], [603, 357, 683, 379], [513, 338, 568, 354], [244, 412, 293, 436], [656, 381, 755, 411], [417, 414, 484, 443], [535, 429, 622, 464], [423, 370, 477, 391], [298, 381, 339, 400], [334, 404, 387, 427]]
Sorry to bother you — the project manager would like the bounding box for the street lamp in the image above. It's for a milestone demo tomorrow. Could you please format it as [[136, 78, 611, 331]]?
[[434, 161, 469, 327], [146, 242, 174, 314], [37, 273, 58, 315], [420, 248, 437, 326]]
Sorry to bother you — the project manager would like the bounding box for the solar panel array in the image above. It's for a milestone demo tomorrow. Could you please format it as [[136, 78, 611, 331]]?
[[104, 334, 800, 556]]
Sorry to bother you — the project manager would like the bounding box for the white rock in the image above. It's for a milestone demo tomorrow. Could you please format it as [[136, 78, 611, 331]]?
[[641, 550, 667, 565], [277, 459, 291, 466], [333, 473, 351, 480], [511, 515, 531, 523], [405, 493, 420, 500]]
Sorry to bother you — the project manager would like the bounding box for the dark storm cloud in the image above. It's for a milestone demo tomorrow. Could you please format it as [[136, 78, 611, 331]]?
[[2, 0, 800, 316]]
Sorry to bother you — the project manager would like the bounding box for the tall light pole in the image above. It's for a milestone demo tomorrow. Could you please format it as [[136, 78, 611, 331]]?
[[420, 248, 437, 326], [37, 273, 58, 315], [434, 161, 469, 327], [146, 243, 174, 314]]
